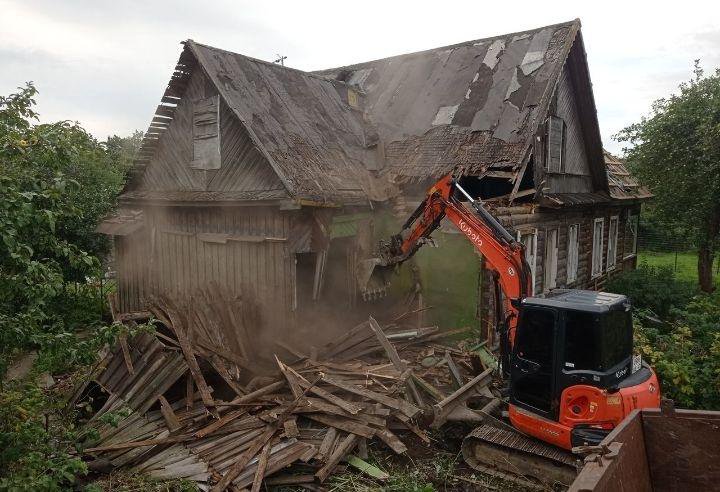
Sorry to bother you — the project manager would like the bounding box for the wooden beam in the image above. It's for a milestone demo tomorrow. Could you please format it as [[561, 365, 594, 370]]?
[[159, 395, 181, 431], [316, 434, 358, 482]]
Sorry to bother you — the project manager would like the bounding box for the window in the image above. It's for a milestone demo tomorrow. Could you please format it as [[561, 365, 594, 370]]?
[[591, 218, 604, 277], [546, 116, 566, 173], [564, 309, 633, 372], [516, 308, 555, 366], [544, 228, 558, 291], [190, 95, 221, 170], [607, 216, 619, 270], [564, 310, 599, 371], [624, 214, 639, 258], [517, 229, 537, 295], [567, 224, 579, 284]]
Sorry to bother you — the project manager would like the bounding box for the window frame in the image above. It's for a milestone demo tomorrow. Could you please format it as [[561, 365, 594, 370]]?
[[517, 229, 538, 296], [607, 215, 619, 271], [591, 218, 604, 278], [544, 228, 559, 292], [546, 116, 566, 173], [567, 223, 580, 284], [624, 214, 639, 259]]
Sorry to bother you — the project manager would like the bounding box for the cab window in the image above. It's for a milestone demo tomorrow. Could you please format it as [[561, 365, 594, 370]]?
[[516, 307, 554, 366]]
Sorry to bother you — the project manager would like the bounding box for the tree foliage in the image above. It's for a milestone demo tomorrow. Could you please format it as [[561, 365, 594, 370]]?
[[617, 62, 720, 292], [607, 266, 720, 410], [0, 83, 141, 489]]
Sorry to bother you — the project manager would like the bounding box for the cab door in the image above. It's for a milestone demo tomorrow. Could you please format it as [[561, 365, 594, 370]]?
[[510, 306, 558, 419]]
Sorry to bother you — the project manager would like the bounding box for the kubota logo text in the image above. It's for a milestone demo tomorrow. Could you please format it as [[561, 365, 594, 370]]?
[[458, 220, 483, 248]]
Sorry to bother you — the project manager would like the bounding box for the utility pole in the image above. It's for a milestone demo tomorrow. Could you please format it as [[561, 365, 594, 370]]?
[[273, 54, 287, 66]]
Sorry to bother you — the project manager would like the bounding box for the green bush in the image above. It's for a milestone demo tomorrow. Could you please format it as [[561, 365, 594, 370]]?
[[608, 266, 720, 409], [634, 291, 720, 409], [0, 83, 140, 489], [606, 263, 695, 317]]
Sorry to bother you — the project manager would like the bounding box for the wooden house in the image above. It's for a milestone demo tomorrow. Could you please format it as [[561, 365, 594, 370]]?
[[99, 19, 650, 350]]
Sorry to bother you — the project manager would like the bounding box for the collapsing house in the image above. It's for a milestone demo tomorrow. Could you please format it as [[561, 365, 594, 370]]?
[[99, 19, 651, 348]]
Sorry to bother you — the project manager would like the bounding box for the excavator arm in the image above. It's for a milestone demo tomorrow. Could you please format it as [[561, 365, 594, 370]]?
[[365, 174, 532, 347]]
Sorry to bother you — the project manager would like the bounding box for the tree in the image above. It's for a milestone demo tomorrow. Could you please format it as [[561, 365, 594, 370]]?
[[618, 62, 720, 292], [0, 82, 137, 372]]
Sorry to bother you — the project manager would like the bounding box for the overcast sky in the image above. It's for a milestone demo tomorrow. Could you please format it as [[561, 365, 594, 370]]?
[[1, 0, 718, 154]]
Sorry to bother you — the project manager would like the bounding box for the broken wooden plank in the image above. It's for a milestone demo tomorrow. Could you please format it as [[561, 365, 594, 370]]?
[[305, 414, 375, 439], [411, 374, 446, 402], [185, 371, 195, 410], [250, 439, 273, 492], [320, 375, 420, 418], [279, 362, 362, 415], [283, 417, 299, 438], [375, 428, 408, 454], [316, 433, 358, 482], [209, 355, 245, 397], [368, 316, 423, 407], [316, 427, 337, 462], [275, 356, 304, 398], [119, 334, 135, 376], [159, 395, 181, 431], [357, 438, 368, 460], [445, 350, 464, 389], [84, 435, 192, 453], [210, 426, 277, 492], [162, 298, 216, 415], [195, 409, 246, 438], [264, 474, 316, 486]]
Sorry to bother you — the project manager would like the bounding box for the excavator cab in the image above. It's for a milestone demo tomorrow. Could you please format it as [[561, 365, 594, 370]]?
[[510, 290, 659, 447]]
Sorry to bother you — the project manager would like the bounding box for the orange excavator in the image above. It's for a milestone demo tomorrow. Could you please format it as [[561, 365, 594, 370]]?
[[360, 173, 661, 481]]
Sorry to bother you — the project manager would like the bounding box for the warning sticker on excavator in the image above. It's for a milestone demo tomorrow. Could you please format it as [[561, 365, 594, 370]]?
[[607, 394, 622, 406]]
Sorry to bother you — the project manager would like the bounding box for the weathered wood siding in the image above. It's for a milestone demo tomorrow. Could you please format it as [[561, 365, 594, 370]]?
[[135, 68, 284, 194], [116, 206, 294, 339], [545, 65, 594, 194]]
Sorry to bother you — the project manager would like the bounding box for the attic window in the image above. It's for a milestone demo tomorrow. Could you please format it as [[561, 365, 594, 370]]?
[[190, 95, 221, 170], [546, 116, 566, 173]]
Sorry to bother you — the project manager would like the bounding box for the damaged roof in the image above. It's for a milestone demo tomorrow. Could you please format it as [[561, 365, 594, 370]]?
[[187, 41, 388, 204], [604, 151, 653, 201], [315, 20, 582, 181], [125, 19, 620, 205]]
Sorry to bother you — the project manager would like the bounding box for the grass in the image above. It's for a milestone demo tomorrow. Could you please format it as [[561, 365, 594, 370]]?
[[638, 250, 720, 285]]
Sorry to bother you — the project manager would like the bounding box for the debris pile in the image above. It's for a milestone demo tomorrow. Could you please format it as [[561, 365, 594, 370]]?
[[75, 296, 499, 490]]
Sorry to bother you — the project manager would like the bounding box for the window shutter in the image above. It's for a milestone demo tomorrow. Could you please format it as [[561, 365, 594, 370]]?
[[191, 96, 221, 170], [547, 116, 564, 173]]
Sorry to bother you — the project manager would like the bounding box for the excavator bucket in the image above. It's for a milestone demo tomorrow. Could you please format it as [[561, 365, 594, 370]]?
[[356, 257, 392, 301]]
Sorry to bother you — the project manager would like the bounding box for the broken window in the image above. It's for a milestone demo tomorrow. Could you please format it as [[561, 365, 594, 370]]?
[[190, 95, 221, 170], [591, 218, 604, 278], [517, 229, 537, 295], [607, 216, 619, 270], [546, 116, 566, 173], [544, 228, 558, 292], [624, 214, 639, 258], [567, 224, 579, 284]]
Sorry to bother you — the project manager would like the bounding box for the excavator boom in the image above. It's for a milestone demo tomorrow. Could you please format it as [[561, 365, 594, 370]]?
[[362, 173, 531, 344]]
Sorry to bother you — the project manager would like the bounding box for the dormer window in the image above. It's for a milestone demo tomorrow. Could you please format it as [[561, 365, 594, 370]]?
[[546, 115, 566, 173]]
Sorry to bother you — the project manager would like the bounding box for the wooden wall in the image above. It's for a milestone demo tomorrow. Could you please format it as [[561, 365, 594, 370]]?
[[116, 206, 295, 342], [543, 64, 595, 195], [134, 67, 284, 195], [499, 203, 637, 294]]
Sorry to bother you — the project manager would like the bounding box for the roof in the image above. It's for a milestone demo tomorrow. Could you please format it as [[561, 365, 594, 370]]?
[[125, 19, 621, 206], [523, 289, 629, 313], [604, 150, 653, 201], [315, 20, 583, 181]]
